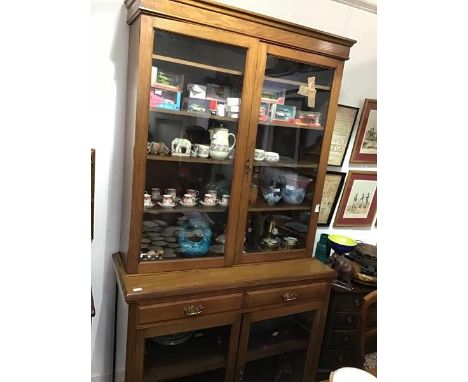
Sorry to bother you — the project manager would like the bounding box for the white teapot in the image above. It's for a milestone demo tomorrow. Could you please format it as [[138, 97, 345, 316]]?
[[209, 127, 236, 160]]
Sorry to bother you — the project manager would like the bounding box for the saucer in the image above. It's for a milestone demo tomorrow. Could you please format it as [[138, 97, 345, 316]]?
[[144, 202, 155, 208], [200, 200, 217, 207], [179, 200, 197, 208], [157, 201, 177, 209], [254, 157, 265, 161], [218, 201, 229, 207], [265, 157, 280, 162]]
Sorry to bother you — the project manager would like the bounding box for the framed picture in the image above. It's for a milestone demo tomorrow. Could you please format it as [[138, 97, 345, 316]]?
[[334, 171, 377, 227], [318, 171, 346, 227], [350, 99, 377, 164], [328, 104, 359, 167]]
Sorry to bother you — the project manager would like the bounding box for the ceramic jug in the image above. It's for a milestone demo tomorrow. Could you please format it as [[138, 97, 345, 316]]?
[[209, 127, 236, 160]]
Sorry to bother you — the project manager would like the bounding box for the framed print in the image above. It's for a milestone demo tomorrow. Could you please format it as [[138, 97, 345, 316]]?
[[318, 171, 346, 226], [350, 99, 377, 164], [328, 104, 359, 166], [334, 171, 377, 227]]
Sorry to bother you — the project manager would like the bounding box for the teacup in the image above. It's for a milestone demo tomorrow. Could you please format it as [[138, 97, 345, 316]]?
[[221, 194, 230, 206], [151, 187, 161, 201], [187, 189, 199, 197], [165, 188, 177, 199], [183, 194, 196, 205], [254, 149, 266, 161], [203, 193, 217, 205], [208, 189, 218, 200], [144, 192, 152, 206], [198, 144, 210, 158], [162, 194, 174, 206], [283, 236, 298, 246], [265, 151, 280, 162]]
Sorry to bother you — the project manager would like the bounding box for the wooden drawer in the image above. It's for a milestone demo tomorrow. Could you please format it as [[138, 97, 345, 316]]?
[[327, 329, 357, 350], [320, 349, 359, 369], [331, 312, 360, 328], [138, 294, 243, 325], [332, 293, 365, 312], [245, 283, 327, 309]]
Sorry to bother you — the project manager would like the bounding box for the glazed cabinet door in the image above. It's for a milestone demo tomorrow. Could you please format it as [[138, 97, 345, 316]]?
[[235, 303, 326, 382], [132, 312, 241, 382], [235, 44, 344, 264], [125, 16, 259, 273]]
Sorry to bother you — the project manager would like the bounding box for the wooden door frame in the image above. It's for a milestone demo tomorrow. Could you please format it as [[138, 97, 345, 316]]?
[[125, 14, 261, 273], [234, 301, 325, 382], [234, 43, 344, 265], [129, 310, 242, 382]]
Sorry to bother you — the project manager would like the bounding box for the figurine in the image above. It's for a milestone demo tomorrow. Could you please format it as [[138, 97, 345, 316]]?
[[171, 138, 192, 157], [327, 253, 356, 285], [147, 141, 170, 156]]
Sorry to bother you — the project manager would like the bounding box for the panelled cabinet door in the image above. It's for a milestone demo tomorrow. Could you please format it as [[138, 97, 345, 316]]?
[[235, 44, 344, 264], [235, 303, 325, 382], [132, 17, 259, 273], [134, 312, 241, 382]]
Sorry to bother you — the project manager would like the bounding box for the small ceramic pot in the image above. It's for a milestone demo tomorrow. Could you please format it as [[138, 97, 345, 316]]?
[[203, 193, 216, 205], [151, 187, 161, 201], [165, 188, 177, 199], [221, 194, 230, 206], [162, 194, 174, 206], [198, 144, 210, 158], [254, 149, 266, 161]]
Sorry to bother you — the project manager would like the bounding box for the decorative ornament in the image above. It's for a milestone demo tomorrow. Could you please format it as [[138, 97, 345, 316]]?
[[298, 76, 317, 108]]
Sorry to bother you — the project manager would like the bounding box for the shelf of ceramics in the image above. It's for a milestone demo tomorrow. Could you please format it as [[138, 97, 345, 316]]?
[[252, 157, 319, 169], [147, 155, 233, 165], [144, 205, 228, 214], [248, 199, 312, 212]]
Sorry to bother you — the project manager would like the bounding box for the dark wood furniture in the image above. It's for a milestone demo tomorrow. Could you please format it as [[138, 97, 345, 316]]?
[[114, 1, 356, 381], [357, 290, 377, 369], [316, 284, 376, 380]]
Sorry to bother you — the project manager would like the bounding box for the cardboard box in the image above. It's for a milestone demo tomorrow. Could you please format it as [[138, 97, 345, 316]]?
[[261, 87, 286, 104], [206, 83, 231, 103], [186, 98, 206, 113], [259, 102, 270, 122], [187, 84, 206, 100], [150, 88, 181, 110], [295, 111, 321, 126], [153, 69, 184, 92], [270, 104, 296, 122]]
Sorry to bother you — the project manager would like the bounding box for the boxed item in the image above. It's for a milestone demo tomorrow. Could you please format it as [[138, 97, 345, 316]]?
[[187, 84, 206, 99], [186, 98, 206, 113], [150, 88, 181, 110], [295, 111, 321, 126], [208, 100, 218, 115], [259, 102, 270, 122], [227, 97, 241, 106], [206, 83, 231, 103], [261, 87, 286, 104], [270, 104, 296, 123], [153, 69, 184, 92]]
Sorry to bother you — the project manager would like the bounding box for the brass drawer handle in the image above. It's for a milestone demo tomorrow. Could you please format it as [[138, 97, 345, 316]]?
[[282, 292, 298, 302], [183, 304, 204, 316]]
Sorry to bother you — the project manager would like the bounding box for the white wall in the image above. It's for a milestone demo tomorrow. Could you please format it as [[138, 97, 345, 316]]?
[[91, 1, 129, 381], [91, 0, 376, 380]]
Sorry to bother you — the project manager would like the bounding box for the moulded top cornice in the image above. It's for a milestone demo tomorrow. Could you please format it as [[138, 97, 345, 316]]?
[[124, 0, 357, 49]]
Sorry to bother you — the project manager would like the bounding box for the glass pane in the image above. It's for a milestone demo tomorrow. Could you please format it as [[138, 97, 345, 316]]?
[[244, 55, 334, 254], [143, 325, 231, 381], [243, 311, 314, 382], [141, 30, 247, 263]]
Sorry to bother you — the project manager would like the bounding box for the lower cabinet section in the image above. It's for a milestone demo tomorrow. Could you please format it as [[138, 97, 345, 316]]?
[[124, 284, 330, 382]]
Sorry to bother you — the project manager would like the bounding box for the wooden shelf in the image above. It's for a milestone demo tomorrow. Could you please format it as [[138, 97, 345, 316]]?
[[258, 120, 324, 130], [147, 154, 232, 165], [248, 199, 312, 212], [253, 157, 318, 169], [153, 54, 243, 76], [264, 76, 331, 91], [150, 107, 238, 122], [246, 326, 309, 363], [144, 204, 228, 214], [144, 332, 227, 382]]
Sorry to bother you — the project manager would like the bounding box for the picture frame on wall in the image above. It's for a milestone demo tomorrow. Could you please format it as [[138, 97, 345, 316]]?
[[328, 104, 359, 167], [334, 171, 377, 227], [350, 99, 377, 164], [318, 171, 346, 227]]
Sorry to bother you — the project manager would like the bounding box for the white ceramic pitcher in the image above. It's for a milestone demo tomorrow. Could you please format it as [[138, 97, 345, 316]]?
[[209, 128, 236, 160]]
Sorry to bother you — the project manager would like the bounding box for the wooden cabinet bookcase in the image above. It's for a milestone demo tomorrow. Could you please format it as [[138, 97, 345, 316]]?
[[114, 1, 355, 381]]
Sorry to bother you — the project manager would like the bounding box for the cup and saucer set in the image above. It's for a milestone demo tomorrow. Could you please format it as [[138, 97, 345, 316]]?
[[199, 190, 231, 207], [254, 149, 280, 162]]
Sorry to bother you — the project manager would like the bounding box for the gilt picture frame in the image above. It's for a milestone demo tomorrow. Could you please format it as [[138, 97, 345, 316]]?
[[334, 171, 377, 227], [350, 99, 377, 164], [318, 171, 346, 227]]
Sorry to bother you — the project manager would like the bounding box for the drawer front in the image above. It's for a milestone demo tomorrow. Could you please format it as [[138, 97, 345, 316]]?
[[327, 329, 357, 350], [246, 283, 327, 309], [138, 294, 243, 325], [332, 293, 366, 312], [331, 312, 360, 328], [320, 349, 359, 369]]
